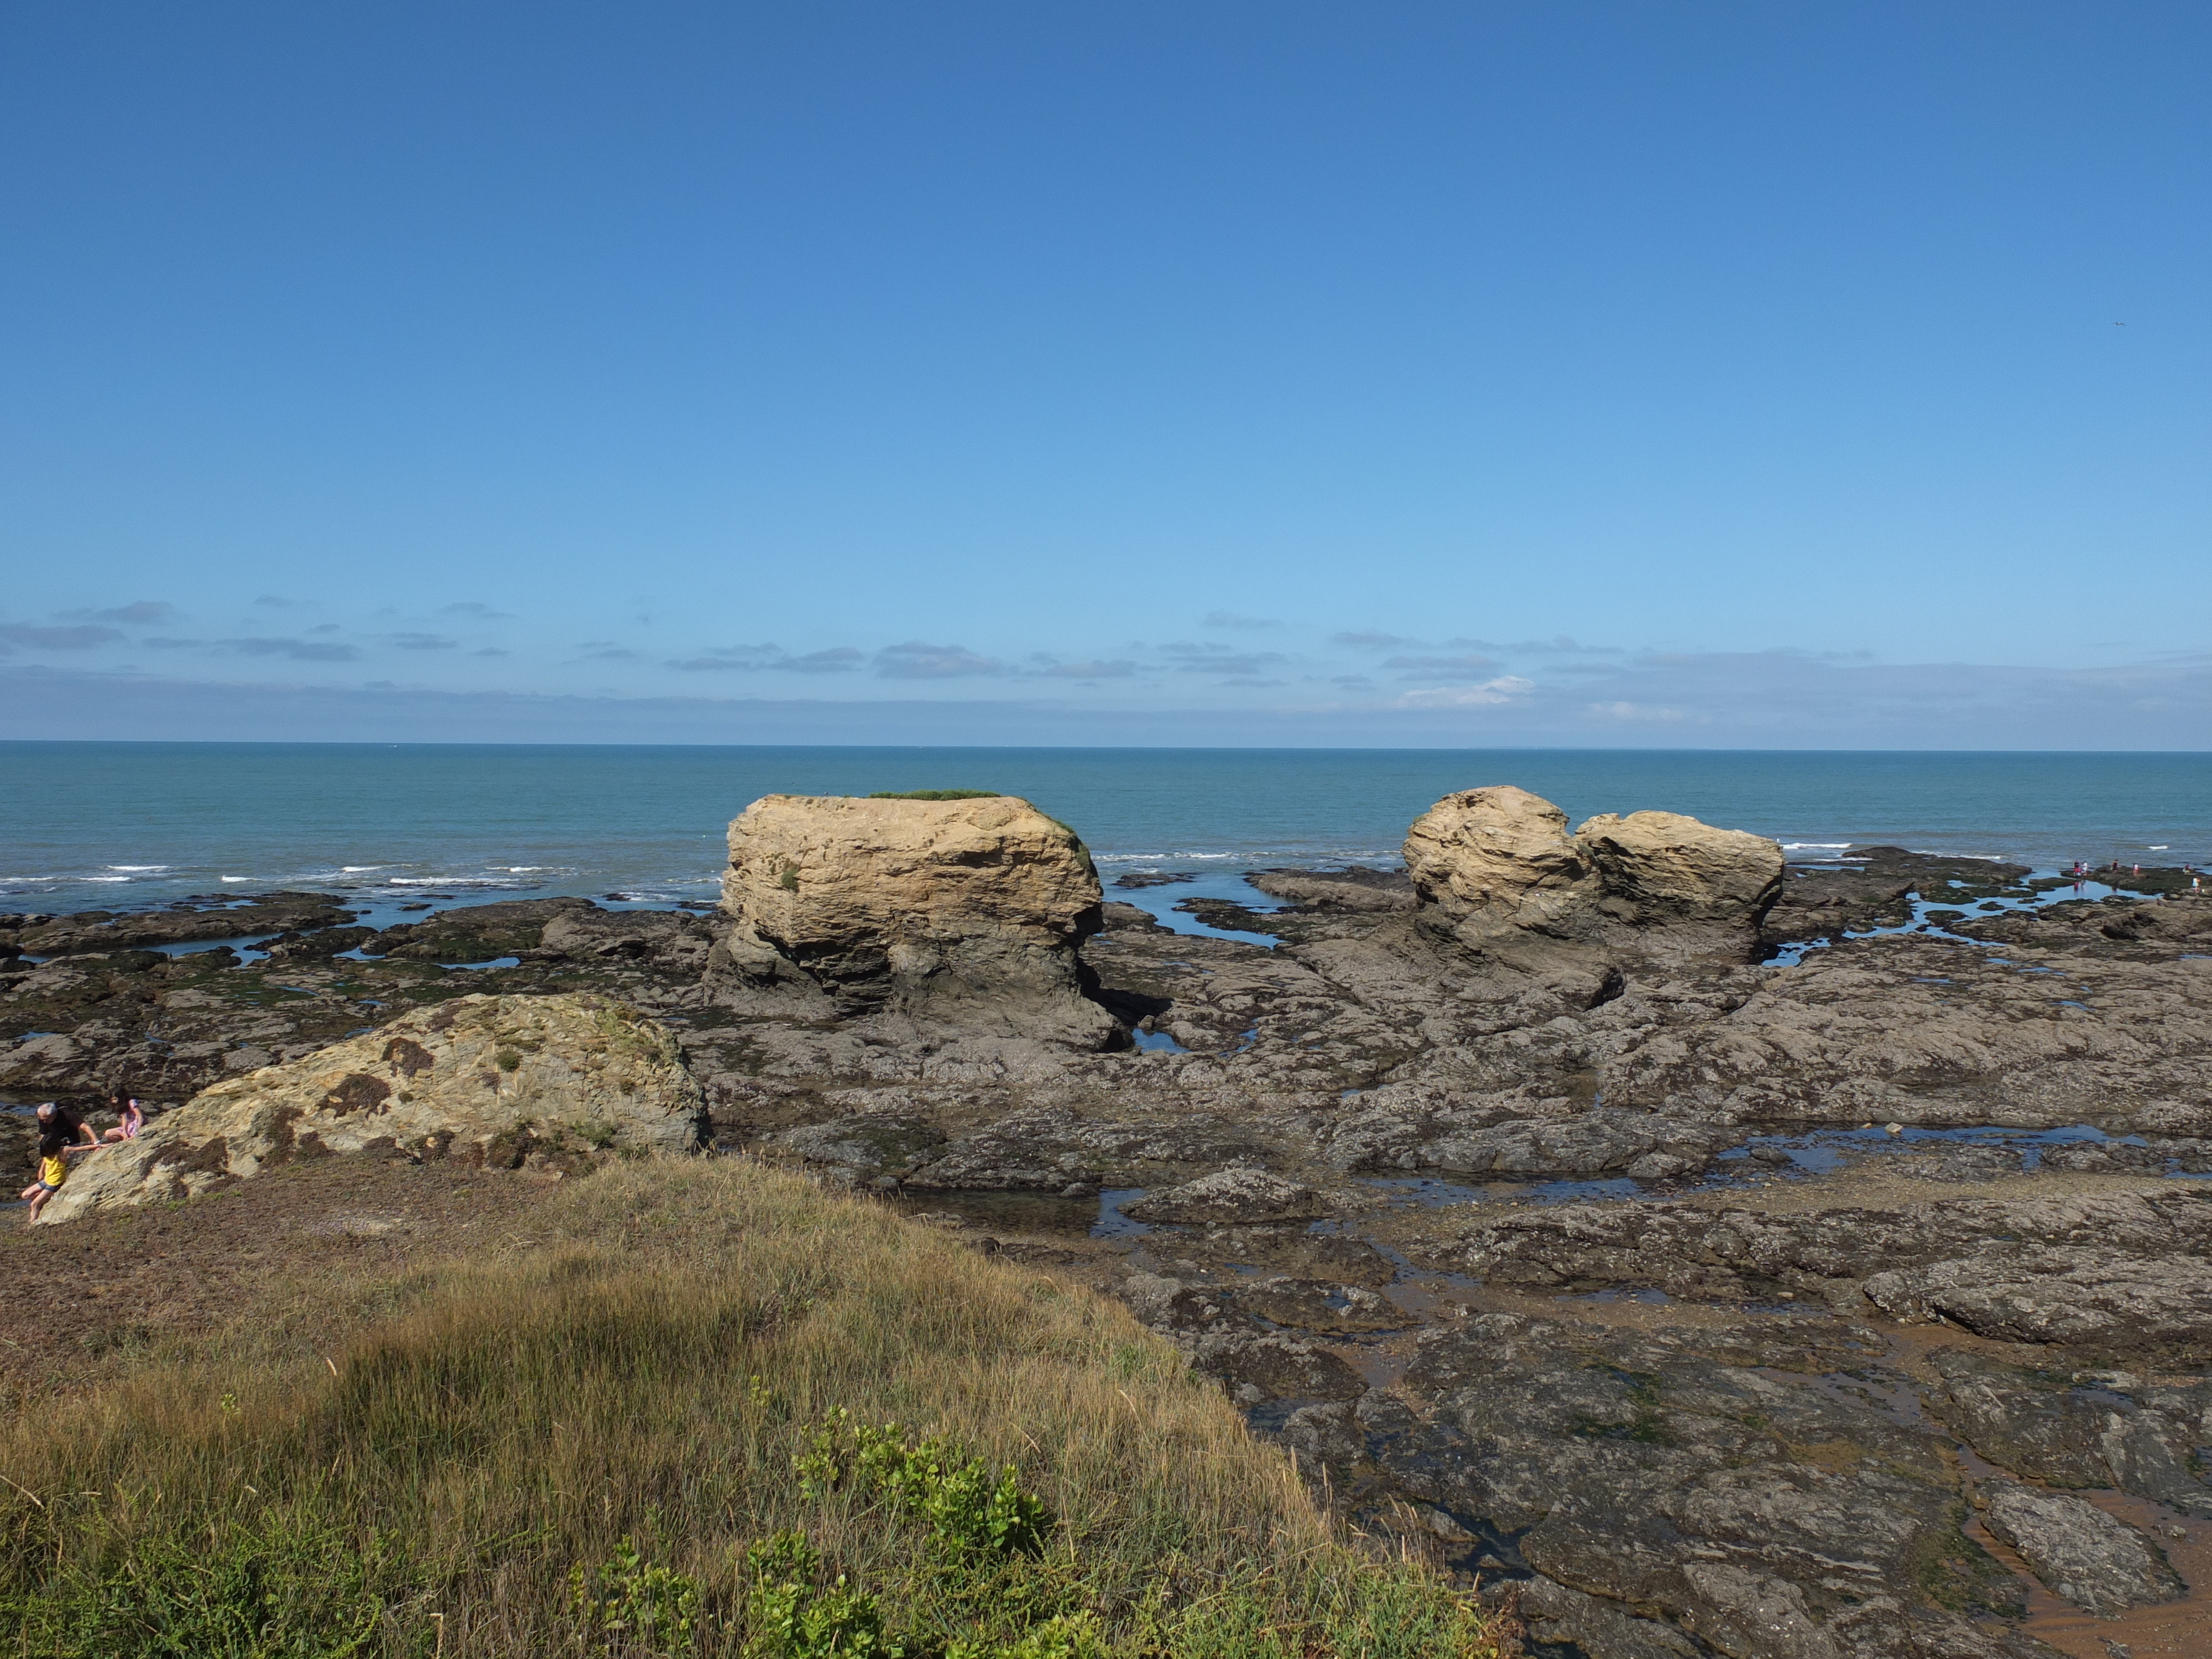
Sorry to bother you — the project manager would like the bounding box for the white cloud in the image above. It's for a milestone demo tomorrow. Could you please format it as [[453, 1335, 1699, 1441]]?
[[1394, 676, 1535, 708], [1589, 700, 1686, 722]]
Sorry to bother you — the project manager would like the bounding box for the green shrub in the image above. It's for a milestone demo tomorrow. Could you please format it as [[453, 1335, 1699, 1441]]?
[[741, 1532, 896, 1658], [796, 1412, 1052, 1558], [863, 801, 1004, 814], [572, 1536, 702, 1657]]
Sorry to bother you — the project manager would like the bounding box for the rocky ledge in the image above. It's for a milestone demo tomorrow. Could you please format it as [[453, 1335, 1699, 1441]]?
[[7, 785, 2211, 1655]]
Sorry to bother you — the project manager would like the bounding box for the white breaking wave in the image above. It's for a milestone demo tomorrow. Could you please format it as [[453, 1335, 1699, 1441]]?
[[106, 864, 170, 872], [1094, 848, 1400, 865], [385, 875, 547, 889], [1095, 852, 1240, 863], [1781, 843, 1851, 850]]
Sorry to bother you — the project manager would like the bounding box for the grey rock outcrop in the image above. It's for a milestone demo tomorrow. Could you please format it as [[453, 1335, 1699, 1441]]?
[[362, 898, 592, 963], [1978, 1480, 2184, 1614], [1460, 1193, 2212, 1361], [901, 1106, 1263, 1194], [1326, 1096, 1718, 1181], [1122, 1168, 1324, 1224], [1483, 1577, 1704, 1659], [3, 892, 353, 960], [1120, 1270, 1366, 1406], [768, 1112, 946, 1182], [1930, 1350, 2212, 1518], [720, 794, 1115, 1047], [1864, 1246, 2212, 1357], [1402, 786, 1783, 966], [1387, 1311, 2049, 1659], [37, 994, 706, 1221], [1245, 867, 1415, 912]]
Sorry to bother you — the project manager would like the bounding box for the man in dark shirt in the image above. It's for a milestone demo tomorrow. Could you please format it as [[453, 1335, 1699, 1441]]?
[[34, 1101, 98, 1152]]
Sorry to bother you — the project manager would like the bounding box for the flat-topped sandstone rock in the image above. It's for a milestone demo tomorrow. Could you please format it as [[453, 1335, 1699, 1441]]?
[[720, 793, 1116, 1047], [38, 993, 705, 1221]]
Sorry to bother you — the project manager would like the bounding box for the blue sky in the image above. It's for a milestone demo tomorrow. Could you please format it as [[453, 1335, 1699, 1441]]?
[[3, 1, 2206, 746]]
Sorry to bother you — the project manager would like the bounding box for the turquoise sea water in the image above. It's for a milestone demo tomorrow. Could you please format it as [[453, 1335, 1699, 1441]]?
[[2, 743, 2206, 914]]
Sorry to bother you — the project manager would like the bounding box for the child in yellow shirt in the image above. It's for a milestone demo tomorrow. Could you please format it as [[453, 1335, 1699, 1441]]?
[[21, 1130, 89, 1223]]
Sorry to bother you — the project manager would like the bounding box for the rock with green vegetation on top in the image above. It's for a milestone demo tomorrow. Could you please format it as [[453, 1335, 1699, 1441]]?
[[36, 992, 706, 1222], [719, 792, 1115, 1047]]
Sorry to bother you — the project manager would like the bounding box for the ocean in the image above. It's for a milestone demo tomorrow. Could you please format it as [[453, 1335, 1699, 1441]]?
[[3, 743, 2207, 919]]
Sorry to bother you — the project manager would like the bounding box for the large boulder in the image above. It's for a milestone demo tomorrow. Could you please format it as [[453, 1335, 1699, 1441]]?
[[720, 794, 1116, 1046], [1403, 786, 1782, 965], [36, 993, 706, 1222]]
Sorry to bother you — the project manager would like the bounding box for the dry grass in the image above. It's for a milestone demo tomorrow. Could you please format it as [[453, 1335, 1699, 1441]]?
[[2, 1156, 1507, 1657]]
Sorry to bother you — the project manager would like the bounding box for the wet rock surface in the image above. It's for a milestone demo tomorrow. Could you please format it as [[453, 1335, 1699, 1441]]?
[[1, 891, 354, 960], [8, 796, 2212, 1656], [1246, 865, 1416, 912], [1978, 1481, 2185, 1615], [1122, 1168, 1324, 1224]]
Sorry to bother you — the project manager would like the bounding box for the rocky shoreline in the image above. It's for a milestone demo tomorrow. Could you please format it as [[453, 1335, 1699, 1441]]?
[[6, 787, 2209, 1658]]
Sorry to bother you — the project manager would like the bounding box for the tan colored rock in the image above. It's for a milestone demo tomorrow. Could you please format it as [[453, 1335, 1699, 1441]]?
[[1574, 810, 1787, 926], [721, 794, 1115, 1045], [38, 993, 705, 1222], [1403, 786, 1782, 964], [1404, 786, 1596, 939]]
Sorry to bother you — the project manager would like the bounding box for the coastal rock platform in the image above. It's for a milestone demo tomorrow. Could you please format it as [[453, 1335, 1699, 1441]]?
[[7, 791, 2211, 1656]]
